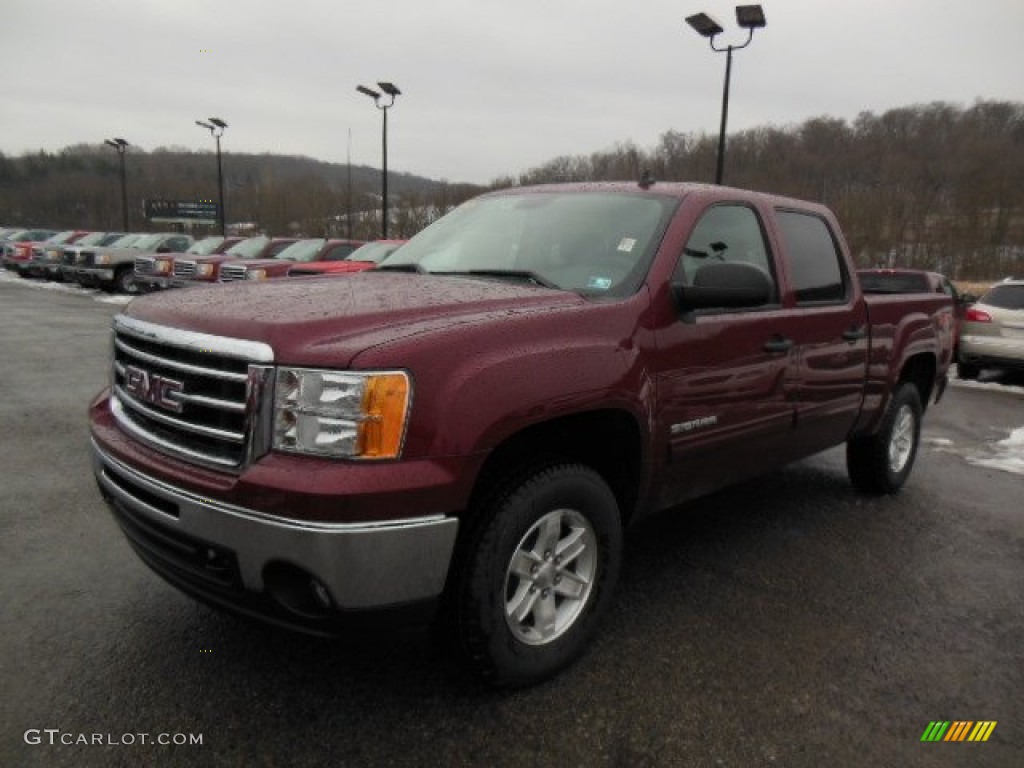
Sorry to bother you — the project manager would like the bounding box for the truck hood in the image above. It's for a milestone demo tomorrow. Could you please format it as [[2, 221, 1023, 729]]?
[[123, 272, 586, 366]]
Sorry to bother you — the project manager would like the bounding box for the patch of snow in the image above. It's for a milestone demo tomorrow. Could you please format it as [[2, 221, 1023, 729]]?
[[0, 269, 132, 304], [950, 375, 1024, 397], [966, 427, 1024, 477]]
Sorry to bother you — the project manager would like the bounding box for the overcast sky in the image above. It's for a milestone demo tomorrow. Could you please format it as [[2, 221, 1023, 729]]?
[[3, 0, 1022, 185]]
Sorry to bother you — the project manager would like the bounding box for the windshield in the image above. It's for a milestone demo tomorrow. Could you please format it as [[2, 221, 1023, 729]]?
[[382, 192, 676, 296], [186, 236, 226, 256], [225, 236, 270, 259], [982, 284, 1024, 310], [132, 234, 167, 250], [109, 234, 142, 248], [350, 241, 403, 264], [75, 232, 108, 247], [274, 238, 326, 262]]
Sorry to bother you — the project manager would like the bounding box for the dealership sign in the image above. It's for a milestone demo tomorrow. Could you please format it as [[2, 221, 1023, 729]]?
[[144, 199, 219, 224]]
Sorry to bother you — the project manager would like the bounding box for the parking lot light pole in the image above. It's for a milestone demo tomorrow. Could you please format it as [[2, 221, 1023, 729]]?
[[103, 138, 130, 231], [357, 82, 401, 238], [686, 5, 766, 185], [196, 118, 228, 235]]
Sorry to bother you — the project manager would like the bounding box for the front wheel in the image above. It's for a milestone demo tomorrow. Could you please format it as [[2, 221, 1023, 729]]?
[[457, 463, 622, 687], [114, 266, 139, 295], [846, 383, 923, 494]]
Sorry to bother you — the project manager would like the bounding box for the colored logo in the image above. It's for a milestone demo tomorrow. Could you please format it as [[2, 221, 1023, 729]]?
[[921, 721, 997, 742]]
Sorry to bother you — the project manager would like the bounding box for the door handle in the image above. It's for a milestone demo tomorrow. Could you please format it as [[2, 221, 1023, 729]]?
[[763, 336, 794, 354], [842, 326, 867, 343]]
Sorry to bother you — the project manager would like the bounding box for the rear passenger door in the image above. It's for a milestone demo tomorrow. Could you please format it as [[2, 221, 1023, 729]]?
[[772, 209, 868, 451]]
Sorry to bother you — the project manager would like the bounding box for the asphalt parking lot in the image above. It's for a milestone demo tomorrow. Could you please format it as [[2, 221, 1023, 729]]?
[[2, 273, 1022, 767]]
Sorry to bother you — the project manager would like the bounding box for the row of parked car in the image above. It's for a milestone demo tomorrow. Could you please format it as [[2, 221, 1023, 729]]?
[[3, 226, 1021, 382], [0, 226, 406, 295]]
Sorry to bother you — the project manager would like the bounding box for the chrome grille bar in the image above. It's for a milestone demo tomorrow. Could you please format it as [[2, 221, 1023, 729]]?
[[220, 264, 248, 282], [173, 260, 197, 278], [110, 316, 274, 471]]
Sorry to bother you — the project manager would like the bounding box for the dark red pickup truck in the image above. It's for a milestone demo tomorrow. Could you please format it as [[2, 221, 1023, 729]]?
[[89, 182, 953, 686]]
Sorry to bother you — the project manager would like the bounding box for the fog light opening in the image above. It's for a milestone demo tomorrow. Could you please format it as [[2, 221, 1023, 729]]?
[[263, 562, 335, 619]]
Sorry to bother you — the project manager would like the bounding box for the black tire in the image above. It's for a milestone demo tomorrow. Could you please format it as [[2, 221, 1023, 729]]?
[[846, 383, 923, 494], [114, 266, 139, 295], [956, 361, 980, 380], [457, 463, 622, 687]]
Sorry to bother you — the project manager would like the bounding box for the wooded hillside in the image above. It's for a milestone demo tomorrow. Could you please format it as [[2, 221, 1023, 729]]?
[[501, 101, 1023, 280]]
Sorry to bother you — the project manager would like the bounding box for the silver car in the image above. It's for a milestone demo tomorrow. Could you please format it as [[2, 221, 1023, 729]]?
[[957, 279, 1024, 379]]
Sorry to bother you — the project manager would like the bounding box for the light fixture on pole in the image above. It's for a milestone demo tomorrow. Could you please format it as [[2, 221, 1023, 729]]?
[[103, 138, 130, 232], [685, 5, 766, 185], [196, 117, 229, 235], [356, 82, 401, 238]]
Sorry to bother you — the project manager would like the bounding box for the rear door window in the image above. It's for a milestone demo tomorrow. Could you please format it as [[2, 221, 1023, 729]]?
[[775, 210, 848, 304]]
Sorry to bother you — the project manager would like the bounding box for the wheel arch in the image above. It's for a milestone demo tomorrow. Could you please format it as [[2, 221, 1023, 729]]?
[[467, 408, 646, 528], [898, 352, 937, 412]]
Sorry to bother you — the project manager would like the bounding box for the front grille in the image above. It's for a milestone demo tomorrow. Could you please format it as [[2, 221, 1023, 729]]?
[[220, 264, 248, 282], [110, 316, 274, 471], [173, 260, 197, 278], [81, 251, 96, 267], [135, 256, 156, 275], [62, 249, 77, 266]]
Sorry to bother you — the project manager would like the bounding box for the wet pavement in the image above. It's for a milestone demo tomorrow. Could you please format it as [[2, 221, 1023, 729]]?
[[2, 279, 1021, 767]]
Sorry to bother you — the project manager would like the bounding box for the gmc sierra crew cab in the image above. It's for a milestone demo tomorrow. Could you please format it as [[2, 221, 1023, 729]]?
[[89, 182, 953, 686]]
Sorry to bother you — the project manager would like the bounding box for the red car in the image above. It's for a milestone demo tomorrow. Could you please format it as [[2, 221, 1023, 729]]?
[[217, 238, 365, 282], [92, 182, 953, 686], [2, 228, 59, 274], [287, 239, 405, 276], [169, 236, 298, 285]]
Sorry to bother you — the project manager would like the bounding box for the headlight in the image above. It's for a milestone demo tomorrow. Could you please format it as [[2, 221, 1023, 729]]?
[[273, 368, 411, 459], [95, 253, 111, 265], [246, 269, 267, 280], [197, 263, 215, 277]]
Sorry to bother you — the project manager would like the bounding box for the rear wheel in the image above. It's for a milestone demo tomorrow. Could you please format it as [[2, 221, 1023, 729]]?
[[457, 463, 622, 687], [846, 383, 922, 494]]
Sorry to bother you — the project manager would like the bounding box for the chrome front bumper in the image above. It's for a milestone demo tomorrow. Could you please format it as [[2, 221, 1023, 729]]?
[[91, 439, 459, 611]]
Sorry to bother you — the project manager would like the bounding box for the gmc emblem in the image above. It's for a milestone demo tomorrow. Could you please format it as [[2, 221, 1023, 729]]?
[[123, 365, 184, 413]]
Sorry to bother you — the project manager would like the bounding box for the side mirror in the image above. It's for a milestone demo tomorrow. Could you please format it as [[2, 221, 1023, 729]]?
[[673, 261, 774, 311], [958, 293, 977, 305]]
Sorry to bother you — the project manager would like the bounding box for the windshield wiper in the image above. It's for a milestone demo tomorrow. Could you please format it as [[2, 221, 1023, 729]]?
[[435, 269, 560, 290]]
